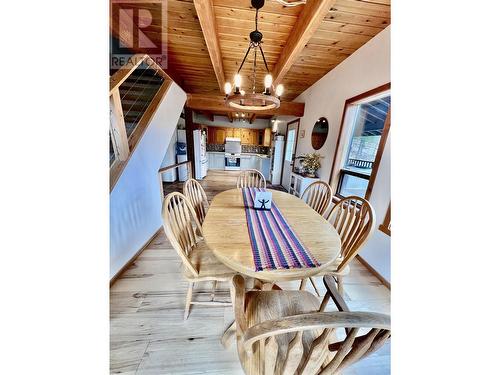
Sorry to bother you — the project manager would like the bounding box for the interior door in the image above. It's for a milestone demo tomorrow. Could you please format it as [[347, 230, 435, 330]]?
[[281, 120, 299, 190]]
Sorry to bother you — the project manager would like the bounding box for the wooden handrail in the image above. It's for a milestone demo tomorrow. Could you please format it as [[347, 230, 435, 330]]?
[[157, 161, 193, 200], [158, 160, 192, 174], [109, 53, 170, 94], [109, 54, 174, 193]]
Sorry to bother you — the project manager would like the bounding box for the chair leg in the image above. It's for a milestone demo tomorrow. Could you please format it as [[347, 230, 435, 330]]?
[[319, 294, 330, 312], [211, 280, 217, 301], [299, 278, 307, 290], [184, 282, 194, 320], [309, 277, 321, 297], [337, 276, 344, 297]]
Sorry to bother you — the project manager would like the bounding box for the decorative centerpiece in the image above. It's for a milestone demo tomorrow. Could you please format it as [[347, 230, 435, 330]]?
[[253, 191, 272, 210], [297, 153, 322, 177]]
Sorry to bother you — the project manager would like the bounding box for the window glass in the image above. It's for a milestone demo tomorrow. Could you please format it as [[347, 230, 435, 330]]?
[[285, 129, 296, 161], [338, 174, 369, 197], [344, 95, 391, 175]]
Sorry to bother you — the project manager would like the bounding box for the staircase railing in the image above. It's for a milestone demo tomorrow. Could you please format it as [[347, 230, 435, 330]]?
[[109, 54, 172, 192], [158, 161, 193, 199]]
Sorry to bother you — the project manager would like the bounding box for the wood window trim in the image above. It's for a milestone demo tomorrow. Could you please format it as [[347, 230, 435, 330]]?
[[280, 118, 300, 186], [329, 83, 391, 201], [379, 202, 391, 236]]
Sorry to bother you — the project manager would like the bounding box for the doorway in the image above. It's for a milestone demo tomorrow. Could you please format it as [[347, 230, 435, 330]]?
[[281, 119, 300, 191]]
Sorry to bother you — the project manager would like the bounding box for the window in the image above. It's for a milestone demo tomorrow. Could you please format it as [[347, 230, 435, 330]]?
[[284, 128, 296, 161], [332, 84, 391, 199]]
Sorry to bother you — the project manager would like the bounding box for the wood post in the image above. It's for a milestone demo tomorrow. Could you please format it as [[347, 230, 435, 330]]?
[[109, 91, 129, 161], [185, 107, 196, 179]]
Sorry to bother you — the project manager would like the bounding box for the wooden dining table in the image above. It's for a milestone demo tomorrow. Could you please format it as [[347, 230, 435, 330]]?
[[202, 188, 342, 283]]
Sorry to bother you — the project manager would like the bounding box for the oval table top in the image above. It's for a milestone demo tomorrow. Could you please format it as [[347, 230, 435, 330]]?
[[202, 188, 342, 282]]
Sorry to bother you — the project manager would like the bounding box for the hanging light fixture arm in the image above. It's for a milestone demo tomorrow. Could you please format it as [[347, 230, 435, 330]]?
[[224, 0, 284, 111], [258, 44, 270, 73], [237, 45, 252, 74]]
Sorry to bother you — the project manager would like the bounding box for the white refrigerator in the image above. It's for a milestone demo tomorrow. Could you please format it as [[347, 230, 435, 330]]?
[[193, 129, 208, 180], [269, 135, 285, 185]]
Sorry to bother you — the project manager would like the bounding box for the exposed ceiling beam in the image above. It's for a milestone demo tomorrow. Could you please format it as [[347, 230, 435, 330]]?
[[186, 94, 305, 117], [249, 113, 257, 124], [193, 0, 226, 93], [272, 0, 336, 85]]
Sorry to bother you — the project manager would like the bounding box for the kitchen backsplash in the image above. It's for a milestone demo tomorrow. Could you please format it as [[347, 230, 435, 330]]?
[[242, 145, 269, 154], [206, 143, 224, 152], [206, 143, 269, 155]]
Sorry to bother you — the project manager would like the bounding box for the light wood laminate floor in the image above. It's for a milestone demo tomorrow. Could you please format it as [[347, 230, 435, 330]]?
[[111, 170, 390, 374]]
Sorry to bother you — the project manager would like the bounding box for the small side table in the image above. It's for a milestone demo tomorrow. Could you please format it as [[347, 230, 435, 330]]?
[[289, 172, 320, 198]]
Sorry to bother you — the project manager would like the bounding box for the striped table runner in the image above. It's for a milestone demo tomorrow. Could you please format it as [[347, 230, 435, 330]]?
[[242, 188, 321, 271]]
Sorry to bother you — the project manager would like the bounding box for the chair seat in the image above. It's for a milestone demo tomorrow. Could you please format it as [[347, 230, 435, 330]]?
[[239, 290, 322, 374], [183, 240, 235, 281], [316, 257, 350, 277]]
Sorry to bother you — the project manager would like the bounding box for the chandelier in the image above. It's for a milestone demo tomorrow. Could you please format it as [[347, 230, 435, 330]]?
[[224, 0, 284, 111]]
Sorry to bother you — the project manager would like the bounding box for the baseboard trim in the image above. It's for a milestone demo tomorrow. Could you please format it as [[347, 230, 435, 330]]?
[[110, 226, 163, 287], [356, 255, 391, 290]]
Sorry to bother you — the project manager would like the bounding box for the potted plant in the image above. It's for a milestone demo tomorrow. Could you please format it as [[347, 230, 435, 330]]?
[[297, 153, 322, 177]]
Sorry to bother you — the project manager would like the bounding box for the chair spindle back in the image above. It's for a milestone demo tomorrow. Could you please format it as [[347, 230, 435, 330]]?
[[183, 178, 209, 224], [237, 169, 267, 189], [300, 181, 333, 216], [161, 192, 203, 277], [326, 196, 375, 272]]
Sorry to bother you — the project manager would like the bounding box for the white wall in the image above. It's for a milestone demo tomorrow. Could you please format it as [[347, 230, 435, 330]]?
[[287, 26, 391, 282], [110, 82, 186, 279]]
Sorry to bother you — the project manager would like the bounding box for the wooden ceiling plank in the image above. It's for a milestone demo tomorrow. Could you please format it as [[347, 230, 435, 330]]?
[[212, 0, 304, 16], [272, 0, 336, 86]]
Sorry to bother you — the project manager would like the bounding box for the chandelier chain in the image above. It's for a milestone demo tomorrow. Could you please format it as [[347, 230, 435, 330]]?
[[252, 49, 257, 94]]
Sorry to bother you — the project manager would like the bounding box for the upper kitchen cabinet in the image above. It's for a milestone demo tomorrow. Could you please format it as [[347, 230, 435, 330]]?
[[232, 128, 241, 139], [240, 129, 253, 145], [215, 128, 226, 144], [263, 128, 271, 147]]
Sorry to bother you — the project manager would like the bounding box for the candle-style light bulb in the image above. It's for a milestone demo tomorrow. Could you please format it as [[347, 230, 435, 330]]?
[[264, 74, 272, 88], [275, 84, 284, 97], [234, 73, 242, 89], [224, 82, 232, 95]]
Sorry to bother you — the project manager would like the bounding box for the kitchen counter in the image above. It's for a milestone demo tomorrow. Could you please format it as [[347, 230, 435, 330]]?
[[207, 151, 269, 158], [207, 152, 271, 176]]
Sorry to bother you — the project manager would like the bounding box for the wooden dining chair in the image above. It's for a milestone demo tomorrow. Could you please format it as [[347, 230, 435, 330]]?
[[183, 178, 209, 224], [237, 169, 267, 189], [300, 181, 333, 216], [162, 192, 235, 320], [302, 196, 376, 297], [231, 274, 390, 375]]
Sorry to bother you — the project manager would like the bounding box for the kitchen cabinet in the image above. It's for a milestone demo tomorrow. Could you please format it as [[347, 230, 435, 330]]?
[[208, 152, 225, 170], [240, 129, 252, 144], [289, 172, 319, 197], [215, 128, 226, 144], [232, 128, 241, 139], [205, 126, 272, 146], [263, 128, 271, 147], [240, 155, 252, 170]]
